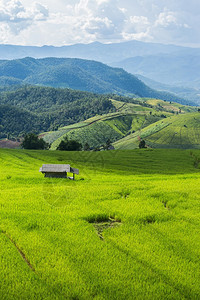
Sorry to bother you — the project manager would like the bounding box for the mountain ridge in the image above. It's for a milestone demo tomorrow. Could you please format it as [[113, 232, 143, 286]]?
[[110, 53, 200, 89], [0, 40, 199, 63], [0, 56, 191, 105]]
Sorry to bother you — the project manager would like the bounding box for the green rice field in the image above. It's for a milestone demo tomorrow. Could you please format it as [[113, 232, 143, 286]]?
[[1, 148, 200, 299], [114, 112, 200, 150]]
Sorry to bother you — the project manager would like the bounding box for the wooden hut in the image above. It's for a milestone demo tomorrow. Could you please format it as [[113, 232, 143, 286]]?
[[39, 164, 79, 180]]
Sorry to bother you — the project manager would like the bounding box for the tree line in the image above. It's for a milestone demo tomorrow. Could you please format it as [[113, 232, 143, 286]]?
[[0, 86, 115, 138]]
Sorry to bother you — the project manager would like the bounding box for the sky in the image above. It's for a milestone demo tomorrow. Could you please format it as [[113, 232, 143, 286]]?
[[0, 0, 199, 47]]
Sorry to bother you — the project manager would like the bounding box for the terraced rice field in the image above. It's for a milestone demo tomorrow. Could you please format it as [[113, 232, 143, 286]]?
[[115, 112, 200, 150]]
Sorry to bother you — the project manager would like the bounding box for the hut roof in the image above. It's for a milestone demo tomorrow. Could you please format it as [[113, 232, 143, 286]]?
[[39, 164, 79, 175], [40, 164, 70, 173]]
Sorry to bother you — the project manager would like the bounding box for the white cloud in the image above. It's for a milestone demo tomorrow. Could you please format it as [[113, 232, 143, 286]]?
[[0, 0, 199, 47], [122, 30, 152, 42], [44, 0, 126, 43], [0, 0, 49, 40], [130, 16, 150, 26]]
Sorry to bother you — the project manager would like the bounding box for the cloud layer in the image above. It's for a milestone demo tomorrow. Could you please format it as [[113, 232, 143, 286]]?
[[0, 0, 199, 47]]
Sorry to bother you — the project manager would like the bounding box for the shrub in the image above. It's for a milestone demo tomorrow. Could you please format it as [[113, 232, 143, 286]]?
[[139, 140, 146, 149], [21, 133, 49, 150], [57, 136, 82, 151]]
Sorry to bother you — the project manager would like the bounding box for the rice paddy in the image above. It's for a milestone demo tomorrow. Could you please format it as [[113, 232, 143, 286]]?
[[0, 148, 200, 299]]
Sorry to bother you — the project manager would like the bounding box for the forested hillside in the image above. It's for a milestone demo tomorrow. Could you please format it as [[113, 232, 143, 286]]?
[[0, 105, 40, 138], [0, 57, 186, 103], [0, 86, 115, 138]]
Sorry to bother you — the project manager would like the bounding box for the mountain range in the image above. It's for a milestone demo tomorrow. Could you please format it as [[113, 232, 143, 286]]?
[[135, 74, 200, 104], [0, 41, 196, 63], [110, 53, 200, 89], [0, 40, 199, 99], [0, 40, 199, 150], [0, 57, 189, 104]]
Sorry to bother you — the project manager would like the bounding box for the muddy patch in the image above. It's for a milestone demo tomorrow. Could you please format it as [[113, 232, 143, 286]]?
[[86, 215, 121, 240], [118, 188, 131, 199], [140, 215, 156, 225], [162, 200, 169, 209]]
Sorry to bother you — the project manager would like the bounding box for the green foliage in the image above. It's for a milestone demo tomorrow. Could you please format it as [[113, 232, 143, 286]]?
[[139, 140, 146, 148], [56, 136, 82, 151], [83, 142, 90, 151], [0, 105, 40, 138], [51, 121, 122, 150], [105, 115, 134, 135], [21, 133, 49, 150], [0, 86, 115, 136]]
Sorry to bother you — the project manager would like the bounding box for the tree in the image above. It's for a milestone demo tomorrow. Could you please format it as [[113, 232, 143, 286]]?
[[84, 142, 90, 151], [57, 136, 82, 151], [139, 140, 146, 149], [21, 133, 49, 150], [103, 139, 112, 150]]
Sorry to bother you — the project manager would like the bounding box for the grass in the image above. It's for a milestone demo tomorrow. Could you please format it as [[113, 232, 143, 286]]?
[[1, 148, 200, 299]]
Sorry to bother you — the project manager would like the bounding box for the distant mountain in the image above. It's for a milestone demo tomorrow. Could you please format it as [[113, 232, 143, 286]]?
[[1, 41, 200, 94], [0, 57, 189, 104], [111, 53, 200, 89], [0, 41, 199, 63], [136, 74, 200, 105]]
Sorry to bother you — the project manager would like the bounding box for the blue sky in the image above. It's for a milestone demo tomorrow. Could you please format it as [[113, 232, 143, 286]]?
[[0, 0, 199, 47]]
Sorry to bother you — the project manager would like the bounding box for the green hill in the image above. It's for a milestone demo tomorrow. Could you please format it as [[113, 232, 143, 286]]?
[[41, 98, 162, 149], [0, 84, 198, 149], [114, 112, 200, 150], [0, 57, 188, 103], [40, 98, 197, 150], [0, 86, 115, 137]]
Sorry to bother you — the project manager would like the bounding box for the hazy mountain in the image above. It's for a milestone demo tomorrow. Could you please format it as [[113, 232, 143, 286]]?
[[136, 74, 200, 104], [1, 40, 200, 92], [0, 41, 200, 63], [111, 53, 200, 89]]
